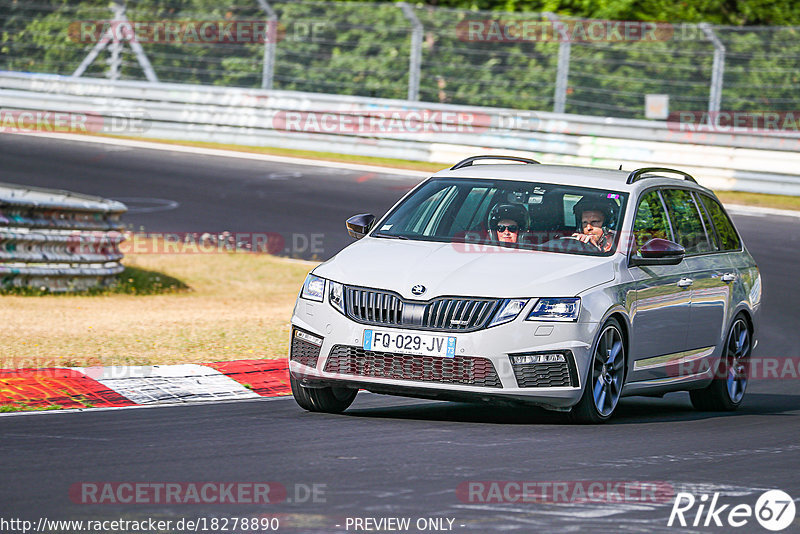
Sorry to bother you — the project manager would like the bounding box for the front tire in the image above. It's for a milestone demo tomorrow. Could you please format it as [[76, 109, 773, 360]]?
[[290, 374, 357, 414], [571, 318, 626, 424], [690, 315, 751, 411]]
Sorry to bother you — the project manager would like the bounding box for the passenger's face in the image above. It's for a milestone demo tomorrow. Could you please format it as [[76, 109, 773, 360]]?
[[496, 218, 519, 243], [581, 210, 605, 237]]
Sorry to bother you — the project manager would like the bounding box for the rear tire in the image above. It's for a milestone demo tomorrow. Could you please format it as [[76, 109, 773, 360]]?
[[290, 375, 357, 414], [690, 315, 750, 412], [571, 318, 626, 424]]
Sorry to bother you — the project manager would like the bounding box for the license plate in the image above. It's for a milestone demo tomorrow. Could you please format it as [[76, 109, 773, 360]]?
[[363, 329, 456, 358]]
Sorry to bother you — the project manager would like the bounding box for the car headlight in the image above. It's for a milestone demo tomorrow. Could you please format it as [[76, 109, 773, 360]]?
[[526, 297, 581, 321], [489, 298, 529, 327], [301, 274, 325, 302], [329, 281, 345, 314]]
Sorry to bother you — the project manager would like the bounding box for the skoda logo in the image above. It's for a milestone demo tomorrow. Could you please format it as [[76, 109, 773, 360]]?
[[411, 284, 426, 296]]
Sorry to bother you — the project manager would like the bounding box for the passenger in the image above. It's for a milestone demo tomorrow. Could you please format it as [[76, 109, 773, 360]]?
[[571, 197, 616, 252], [496, 218, 520, 244], [488, 203, 530, 245]]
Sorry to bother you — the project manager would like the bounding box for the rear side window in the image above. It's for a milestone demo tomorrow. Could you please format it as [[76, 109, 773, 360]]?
[[632, 190, 671, 252], [692, 191, 719, 251], [662, 189, 713, 254], [699, 194, 742, 251]]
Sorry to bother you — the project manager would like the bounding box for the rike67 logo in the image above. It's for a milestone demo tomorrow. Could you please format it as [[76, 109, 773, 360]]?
[[668, 490, 796, 531]]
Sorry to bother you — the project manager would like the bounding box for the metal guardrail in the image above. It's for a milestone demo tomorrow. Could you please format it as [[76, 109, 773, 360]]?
[[2, 71, 800, 195], [0, 182, 127, 291]]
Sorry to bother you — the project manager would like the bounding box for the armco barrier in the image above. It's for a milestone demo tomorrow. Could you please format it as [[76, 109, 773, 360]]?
[[0, 182, 126, 291], [2, 71, 800, 195]]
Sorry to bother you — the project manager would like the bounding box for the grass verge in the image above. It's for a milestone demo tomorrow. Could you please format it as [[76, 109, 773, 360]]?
[[0, 403, 63, 412], [0, 245, 314, 369], [2, 266, 189, 296]]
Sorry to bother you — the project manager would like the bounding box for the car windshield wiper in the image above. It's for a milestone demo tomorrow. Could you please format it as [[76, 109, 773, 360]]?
[[373, 233, 409, 240]]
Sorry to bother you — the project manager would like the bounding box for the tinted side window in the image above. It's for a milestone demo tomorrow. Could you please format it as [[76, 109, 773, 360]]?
[[632, 191, 671, 252], [699, 194, 741, 251], [662, 189, 712, 254]]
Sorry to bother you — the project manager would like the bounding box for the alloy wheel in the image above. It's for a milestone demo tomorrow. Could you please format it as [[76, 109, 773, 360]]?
[[725, 318, 750, 404], [592, 324, 625, 417]]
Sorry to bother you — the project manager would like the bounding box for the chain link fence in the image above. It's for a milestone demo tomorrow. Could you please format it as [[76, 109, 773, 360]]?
[[2, 0, 799, 119]]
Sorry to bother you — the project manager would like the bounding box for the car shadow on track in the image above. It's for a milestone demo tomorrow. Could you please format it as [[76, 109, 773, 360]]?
[[342, 392, 800, 425]]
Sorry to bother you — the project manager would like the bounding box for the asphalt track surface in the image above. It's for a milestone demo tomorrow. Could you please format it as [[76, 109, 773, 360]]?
[[2, 134, 799, 533]]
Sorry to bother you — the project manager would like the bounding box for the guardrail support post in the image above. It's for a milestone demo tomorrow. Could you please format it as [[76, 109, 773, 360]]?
[[257, 0, 278, 90], [108, 2, 122, 80], [399, 3, 422, 102], [545, 12, 571, 114], [700, 23, 725, 120], [72, 1, 158, 83], [72, 32, 112, 79]]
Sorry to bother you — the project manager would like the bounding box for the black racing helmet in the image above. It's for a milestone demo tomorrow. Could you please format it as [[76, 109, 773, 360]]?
[[488, 203, 530, 232], [572, 195, 617, 231]]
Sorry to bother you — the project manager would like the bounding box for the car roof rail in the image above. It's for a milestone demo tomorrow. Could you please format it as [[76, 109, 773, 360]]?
[[626, 167, 697, 185], [450, 155, 541, 170]]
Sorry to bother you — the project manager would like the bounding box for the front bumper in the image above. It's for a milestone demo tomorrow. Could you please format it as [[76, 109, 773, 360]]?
[[290, 298, 598, 409]]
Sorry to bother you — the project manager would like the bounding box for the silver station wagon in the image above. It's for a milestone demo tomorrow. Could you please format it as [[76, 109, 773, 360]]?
[[289, 156, 761, 423]]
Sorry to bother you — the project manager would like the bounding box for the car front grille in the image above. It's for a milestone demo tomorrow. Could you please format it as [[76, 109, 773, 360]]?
[[290, 328, 322, 368], [324, 345, 502, 388], [345, 286, 500, 332], [511, 353, 579, 388]]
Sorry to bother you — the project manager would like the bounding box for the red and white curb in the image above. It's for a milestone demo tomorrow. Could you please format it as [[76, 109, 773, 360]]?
[[0, 359, 290, 411]]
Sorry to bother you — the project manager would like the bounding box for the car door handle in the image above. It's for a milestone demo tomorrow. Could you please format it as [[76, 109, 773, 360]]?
[[721, 273, 736, 283], [677, 278, 694, 288]]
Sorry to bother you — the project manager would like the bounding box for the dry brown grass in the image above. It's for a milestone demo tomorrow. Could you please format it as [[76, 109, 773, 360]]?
[[1, 249, 316, 369]]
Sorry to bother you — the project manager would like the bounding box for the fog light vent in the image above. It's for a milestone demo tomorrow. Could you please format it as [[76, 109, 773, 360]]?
[[509, 351, 577, 388]]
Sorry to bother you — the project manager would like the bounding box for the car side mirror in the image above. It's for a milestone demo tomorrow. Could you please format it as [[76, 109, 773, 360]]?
[[346, 213, 376, 239], [630, 238, 685, 266]]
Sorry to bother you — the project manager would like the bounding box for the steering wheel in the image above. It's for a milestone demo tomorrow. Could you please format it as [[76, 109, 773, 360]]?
[[554, 235, 602, 252]]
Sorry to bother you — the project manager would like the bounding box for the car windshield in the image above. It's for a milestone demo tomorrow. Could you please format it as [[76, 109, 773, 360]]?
[[372, 178, 628, 256]]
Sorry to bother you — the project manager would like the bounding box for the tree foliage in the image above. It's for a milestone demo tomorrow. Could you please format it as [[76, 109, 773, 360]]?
[[358, 0, 800, 26], [1, 0, 799, 119]]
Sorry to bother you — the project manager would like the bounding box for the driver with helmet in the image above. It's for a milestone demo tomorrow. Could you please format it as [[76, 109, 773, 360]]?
[[488, 203, 530, 244], [571, 196, 616, 252]]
